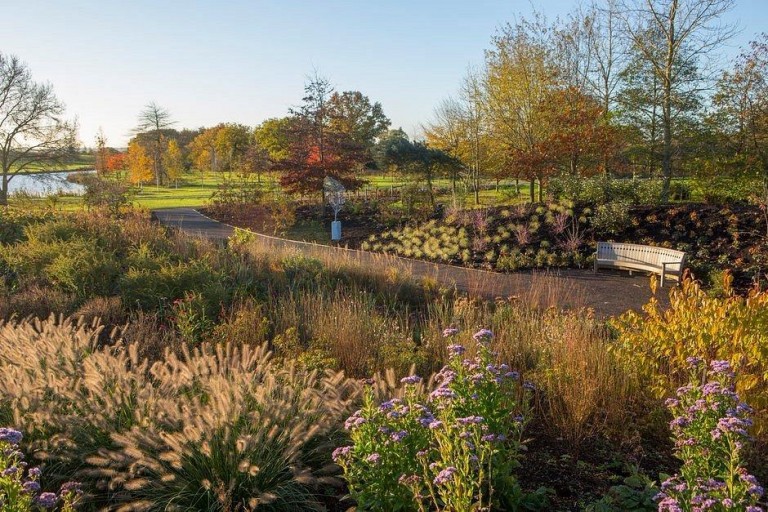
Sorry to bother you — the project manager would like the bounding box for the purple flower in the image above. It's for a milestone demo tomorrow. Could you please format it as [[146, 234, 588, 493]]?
[[2, 466, 19, 477], [430, 387, 457, 400], [685, 356, 703, 367], [0, 428, 23, 445], [400, 375, 422, 385], [657, 496, 682, 512], [472, 329, 493, 341], [365, 453, 381, 464], [28, 467, 42, 478], [390, 430, 408, 442], [36, 493, 58, 509], [505, 370, 520, 380], [399, 474, 421, 485], [457, 415, 484, 425], [447, 344, 465, 357], [344, 412, 367, 430], [332, 445, 352, 462], [442, 327, 459, 337], [23, 481, 41, 493], [710, 360, 733, 375], [721, 498, 734, 508], [665, 398, 680, 408], [428, 420, 444, 429], [433, 466, 458, 485], [523, 381, 536, 391], [379, 398, 402, 411]]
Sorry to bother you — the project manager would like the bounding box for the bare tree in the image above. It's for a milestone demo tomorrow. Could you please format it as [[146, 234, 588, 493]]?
[[617, 0, 737, 201], [586, 0, 629, 115], [0, 53, 77, 205], [135, 102, 174, 186]]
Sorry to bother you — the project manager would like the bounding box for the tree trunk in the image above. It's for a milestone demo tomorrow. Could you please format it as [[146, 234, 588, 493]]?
[[0, 173, 8, 206], [538, 176, 544, 203], [529, 178, 535, 203]]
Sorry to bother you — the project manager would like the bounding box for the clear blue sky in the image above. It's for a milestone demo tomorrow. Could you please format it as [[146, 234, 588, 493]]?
[[3, 0, 767, 148]]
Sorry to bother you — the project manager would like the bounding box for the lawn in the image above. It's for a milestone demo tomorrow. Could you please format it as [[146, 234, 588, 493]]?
[[10, 169, 536, 211]]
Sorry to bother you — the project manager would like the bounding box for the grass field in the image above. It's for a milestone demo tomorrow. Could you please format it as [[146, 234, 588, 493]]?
[[9, 169, 536, 211]]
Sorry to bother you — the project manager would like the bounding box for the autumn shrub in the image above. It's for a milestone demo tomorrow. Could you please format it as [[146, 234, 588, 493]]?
[[612, 275, 768, 436]]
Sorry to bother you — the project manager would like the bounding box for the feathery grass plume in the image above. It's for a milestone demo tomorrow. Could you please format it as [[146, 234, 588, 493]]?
[[101, 342, 360, 511], [1, 316, 360, 510]]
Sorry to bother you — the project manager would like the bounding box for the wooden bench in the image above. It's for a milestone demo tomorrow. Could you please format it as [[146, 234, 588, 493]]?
[[594, 242, 686, 287]]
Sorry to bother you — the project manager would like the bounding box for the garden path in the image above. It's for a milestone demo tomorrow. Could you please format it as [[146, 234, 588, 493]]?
[[153, 207, 668, 318]]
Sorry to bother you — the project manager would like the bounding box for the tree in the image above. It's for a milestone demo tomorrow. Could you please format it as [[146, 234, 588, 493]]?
[[327, 91, 390, 148], [163, 139, 184, 185], [188, 127, 219, 172], [106, 152, 126, 173], [0, 53, 77, 205], [616, 0, 737, 201], [374, 130, 459, 207], [254, 117, 294, 163], [541, 86, 625, 177], [484, 16, 559, 202], [127, 140, 152, 187], [712, 35, 768, 180], [277, 74, 369, 197], [215, 123, 252, 173], [94, 129, 109, 175], [424, 97, 468, 195], [135, 102, 174, 186]]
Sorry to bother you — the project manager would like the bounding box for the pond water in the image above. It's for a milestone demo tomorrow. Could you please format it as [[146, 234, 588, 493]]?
[[9, 170, 93, 197]]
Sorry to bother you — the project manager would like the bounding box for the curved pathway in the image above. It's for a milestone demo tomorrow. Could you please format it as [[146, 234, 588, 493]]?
[[153, 207, 667, 318]]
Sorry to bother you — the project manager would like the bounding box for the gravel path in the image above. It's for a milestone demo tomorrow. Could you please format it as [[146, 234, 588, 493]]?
[[153, 207, 668, 318]]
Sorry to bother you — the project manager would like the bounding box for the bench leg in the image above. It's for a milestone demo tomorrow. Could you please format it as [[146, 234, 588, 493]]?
[[660, 270, 665, 288]]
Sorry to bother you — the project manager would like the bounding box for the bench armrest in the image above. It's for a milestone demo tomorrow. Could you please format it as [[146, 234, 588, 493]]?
[[661, 261, 682, 269]]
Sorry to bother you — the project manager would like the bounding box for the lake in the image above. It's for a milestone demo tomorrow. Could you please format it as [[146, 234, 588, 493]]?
[[9, 170, 93, 197]]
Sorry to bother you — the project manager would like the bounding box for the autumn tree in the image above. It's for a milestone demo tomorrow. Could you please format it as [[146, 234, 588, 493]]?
[[276, 74, 375, 196], [424, 97, 468, 195], [106, 152, 126, 173], [0, 53, 77, 204], [127, 140, 152, 188], [616, 0, 737, 201], [135, 102, 174, 186], [541, 86, 625, 176], [484, 16, 558, 202], [163, 139, 184, 185]]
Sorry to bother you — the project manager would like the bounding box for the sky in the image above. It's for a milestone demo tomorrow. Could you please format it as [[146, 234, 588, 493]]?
[[3, 0, 767, 148]]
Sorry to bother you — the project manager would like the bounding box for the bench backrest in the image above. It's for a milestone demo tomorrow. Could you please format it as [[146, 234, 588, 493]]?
[[597, 242, 686, 269]]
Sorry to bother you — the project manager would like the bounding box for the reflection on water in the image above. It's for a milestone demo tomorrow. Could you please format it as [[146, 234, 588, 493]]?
[[9, 171, 92, 197]]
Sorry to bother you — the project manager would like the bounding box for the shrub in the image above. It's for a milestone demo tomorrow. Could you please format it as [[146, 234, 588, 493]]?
[[591, 200, 632, 236], [612, 276, 768, 435], [655, 358, 765, 511]]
